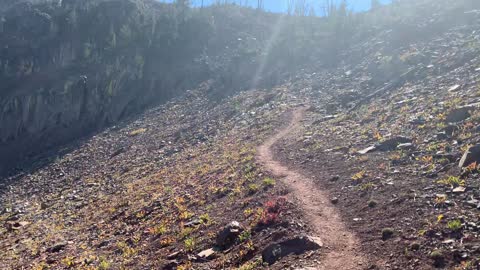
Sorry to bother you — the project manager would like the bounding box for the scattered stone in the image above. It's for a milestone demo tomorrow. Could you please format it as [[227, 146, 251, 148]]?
[[445, 200, 455, 206], [47, 242, 67, 253], [409, 116, 426, 125], [110, 147, 126, 158], [40, 201, 50, 210], [448, 84, 461, 92], [459, 144, 480, 168], [313, 115, 337, 124], [97, 239, 111, 248], [397, 143, 414, 150], [184, 219, 201, 227], [410, 242, 421, 251], [262, 235, 323, 265], [466, 198, 480, 208], [46, 257, 57, 264], [430, 250, 445, 267], [436, 194, 447, 200], [358, 145, 376, 154], [444, 124, 459, 137], [5, 221, 30, 231], [163, 260, 179, 270], [197, 248, 216, 260], [442, 239, 455, 244], [452, 186, 466, 193], [331, 197, 339, 204], [167, 251, 181, 260], [329, 175, 340, 182], [446, 107, 471, 123], [381, 228, 395, 240], [436, 132, 448, 140], [377, 137, 412, 151], [216, 221, 243, 249], [467, 222, 478, 231]]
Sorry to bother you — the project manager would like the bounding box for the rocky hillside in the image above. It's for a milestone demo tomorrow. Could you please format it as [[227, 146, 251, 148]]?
[[2, 0, 480, 269], [4, 0, 476, 175], [0, 0, 312, 174]]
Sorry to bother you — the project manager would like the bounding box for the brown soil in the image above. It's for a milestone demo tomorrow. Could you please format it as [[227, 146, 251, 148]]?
[[0, 89, 315, 270], [257, 107, 366, 270]]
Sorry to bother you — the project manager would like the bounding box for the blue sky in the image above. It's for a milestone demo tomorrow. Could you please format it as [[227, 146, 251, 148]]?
[[161, 0, 392, 13]]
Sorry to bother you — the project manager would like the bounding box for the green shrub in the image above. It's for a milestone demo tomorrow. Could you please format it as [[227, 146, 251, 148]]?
[[239, 230, 251, 242], [447, 219, 462, 231], [184, 237, 196, 252], [247, 184, 259, 194], [262, 177, 275, 188]]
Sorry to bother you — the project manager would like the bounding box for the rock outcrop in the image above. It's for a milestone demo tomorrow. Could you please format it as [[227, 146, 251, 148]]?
[[0, 0, 283, 173]]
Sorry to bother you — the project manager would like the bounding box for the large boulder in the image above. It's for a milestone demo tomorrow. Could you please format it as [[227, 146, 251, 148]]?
[[261, 236, 323, 265], [446, 107, 471, 123], [459, 145, 480, 168]]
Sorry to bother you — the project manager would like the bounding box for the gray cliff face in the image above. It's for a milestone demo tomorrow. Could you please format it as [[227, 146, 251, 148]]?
[[0, 0, 216, 173]]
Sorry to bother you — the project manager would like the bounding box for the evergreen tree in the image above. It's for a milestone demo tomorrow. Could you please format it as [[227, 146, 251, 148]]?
[[175, 0, 190, 21], [371, 0, 381, 10]]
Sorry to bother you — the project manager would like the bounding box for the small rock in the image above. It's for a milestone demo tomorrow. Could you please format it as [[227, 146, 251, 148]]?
[[377, 137, 412, 151], [444, 124, 459, 137], [329, 175, 340, 182], [167, 251, 181, 259], [197, 248, 216, 260], [313, 115, 337, 125], [459, 145, 480, 168], [358, 145, 376, 155], [436, 132, 448, 140], [442, 239, 455, 244], [5, 221, 30, 231], [446, 107, 471, 123], [40, 202, 50, 210], [184, 219, 201, 227], [381, 228, 395, 240], [467, 222, 478, 231], [445, 200, 455, 206], [110, 147, 126, 158], [410, 242, 421, 251], [47, 242, 67, 253], [163, 260, 179, 270], [97, 239, 111, 248], [466, 198, 479, 208], [436, 194, 447, 200], [430, 250, 445, 267], [331, 197, 339, 204], [409, 116, 426, 125], [448, 85, 461, 92], [397, 143, 414, 150], [452, 186, 466, 193], [368, 200, 378, 208], [216, 221, 243, 249]]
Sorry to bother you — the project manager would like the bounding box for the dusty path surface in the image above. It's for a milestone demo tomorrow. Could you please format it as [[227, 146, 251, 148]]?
[[257, 106, 366, 270]]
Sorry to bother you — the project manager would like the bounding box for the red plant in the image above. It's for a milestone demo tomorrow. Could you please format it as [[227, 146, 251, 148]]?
[[259, 197, 287, 226]]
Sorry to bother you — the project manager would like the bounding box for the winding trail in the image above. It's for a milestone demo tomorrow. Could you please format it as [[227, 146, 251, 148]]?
[[257, 106, 366, 269]]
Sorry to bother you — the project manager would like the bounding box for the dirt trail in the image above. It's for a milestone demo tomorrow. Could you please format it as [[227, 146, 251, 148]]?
[[257, 107, 366, 270]]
